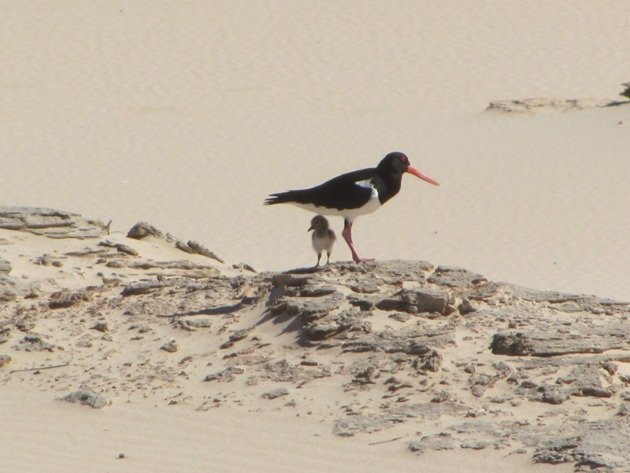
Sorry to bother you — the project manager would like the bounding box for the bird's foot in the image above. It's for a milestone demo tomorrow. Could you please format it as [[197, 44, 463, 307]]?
[[352, 255, 374, 263]]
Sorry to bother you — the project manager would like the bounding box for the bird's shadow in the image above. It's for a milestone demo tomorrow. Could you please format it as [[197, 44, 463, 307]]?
[[283, 265, 333, 275]]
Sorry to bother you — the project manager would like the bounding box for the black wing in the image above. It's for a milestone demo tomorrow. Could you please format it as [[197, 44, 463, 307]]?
[[265, 168, 376, 210]]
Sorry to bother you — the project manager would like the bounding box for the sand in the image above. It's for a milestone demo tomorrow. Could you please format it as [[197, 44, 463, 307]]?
[[1, 1, 629, 471]]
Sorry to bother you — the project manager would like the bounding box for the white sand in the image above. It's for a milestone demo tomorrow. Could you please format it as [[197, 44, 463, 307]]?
[[1, 1, 629, 471], [3, 1, 630, 300]]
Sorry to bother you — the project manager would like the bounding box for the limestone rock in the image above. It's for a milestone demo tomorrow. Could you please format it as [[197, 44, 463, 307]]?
[[376, 288, 455, 315], [60, 389, 110, 408], [0, 207, 106, 239], [126, 222, 164, 239], [187, 240, 225, 263], [121, 281, 171, 297], [428, 266, 487, 288], [0, 354, 12, 367], [261, 387, 289, 400], [49, 290, 90, 309], [491, 326, 629, 357], [204, 366, 244, 382], [0, 258, 11, 274]]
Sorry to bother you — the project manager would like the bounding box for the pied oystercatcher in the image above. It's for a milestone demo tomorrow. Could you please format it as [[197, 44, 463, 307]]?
[[308, 215, 336, 267], [264, 151, 439, 262]]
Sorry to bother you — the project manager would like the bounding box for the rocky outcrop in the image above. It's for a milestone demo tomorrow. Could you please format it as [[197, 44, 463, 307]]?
[[0, 206, 106, 239], [1, 207, 629, 472]]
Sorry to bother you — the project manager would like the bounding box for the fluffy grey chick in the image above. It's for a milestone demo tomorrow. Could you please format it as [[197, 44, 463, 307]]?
[[308, 215, 336, 267]]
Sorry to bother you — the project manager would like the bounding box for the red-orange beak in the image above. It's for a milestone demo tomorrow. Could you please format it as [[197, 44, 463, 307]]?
[[407, 166, 440, 186]]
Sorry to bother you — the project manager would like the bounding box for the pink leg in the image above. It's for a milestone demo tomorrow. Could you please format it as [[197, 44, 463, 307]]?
[[342, 219, 373, 263]]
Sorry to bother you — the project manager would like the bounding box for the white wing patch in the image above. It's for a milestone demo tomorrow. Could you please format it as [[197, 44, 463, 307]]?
[[355, 179, 374, 190]]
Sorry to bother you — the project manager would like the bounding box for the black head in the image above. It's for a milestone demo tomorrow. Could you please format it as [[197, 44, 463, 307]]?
[[377, 152, 411, 175], [377, 151, 439, 186]]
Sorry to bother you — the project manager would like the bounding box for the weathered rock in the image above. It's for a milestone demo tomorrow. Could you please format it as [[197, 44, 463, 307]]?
[[295, 284, 338, 298], [346, 294, 380, 311], [271, 293, 344, 321], [174, 239, 195, 254], [418, 350, 443, 372], [177, 317, 213, 331], [533, 418, 630, 470], [388, 312, 410, 323], [49, 289, 90, 309], [458, 298, 476, 315], [486, 98, 617, 114], [342, 327, 454, 355], [187, 240, 225, 263], [204, 366, 244, 382], [533, 437, 581, 464], [344, 278, 382, 294], [333, 413, 406, 436], [270, 273, 312, 288], [261, 387, 289, 400], [130, 260, 217, 272], [15, 333, 55, 352], [33, 254, 63, 267], [530, 384, 572, 404], [90, 321, 109, 333], [126, 222, 164, 239], [160, 339, 179, 353], [0, 258, 11, 274], [507, 284, 629, 313], [465, 282, 502, 301], [115, 243, 139, 256], [428, 266, 487, 288], [491, 326, 630, 357], [304, 321, 340, 340], [232, 262, 256, 272], [0, 326, 11, 344], [60, 389, 110, 408], [431, 390, 451, 403], [556, 365, 615, 398], [263, 359, 297, 382], [128, 323, 151, 333], [369, 259, 433, 281], [121, 281, 171, 297], [229, 328, 251, 342], [376, 288, 455, 315], [0, 354, 12, 367], [15, 319, 35, 332], [98, 240, 139, 256], [0, 207, 106, 239], [304, 309, 371, 341], [408, 433, 455, 453], [0, 287, 17, 302], [460, 439, 490, 450]]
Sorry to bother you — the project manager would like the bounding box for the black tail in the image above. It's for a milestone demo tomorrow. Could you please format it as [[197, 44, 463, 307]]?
[[264, 190, 307, 205]]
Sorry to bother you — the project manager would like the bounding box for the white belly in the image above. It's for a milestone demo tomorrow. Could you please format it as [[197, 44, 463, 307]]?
[[292, 185, 381, 221], [312, 233, 335, 253]]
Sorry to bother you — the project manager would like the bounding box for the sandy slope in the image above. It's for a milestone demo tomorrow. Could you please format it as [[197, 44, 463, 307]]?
[[2, 2, 630, 300], [1, 390, 574, 473], [1, 214, 627, 472]]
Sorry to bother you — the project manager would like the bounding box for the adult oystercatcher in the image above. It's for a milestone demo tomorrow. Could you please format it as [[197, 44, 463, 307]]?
[[308, 215, 336, 267], [265, 151, 439, 262]]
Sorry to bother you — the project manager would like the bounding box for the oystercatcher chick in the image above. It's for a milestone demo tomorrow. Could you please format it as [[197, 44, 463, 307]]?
[[265, 151, 439, 262], [308, 215, 336, 267]]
